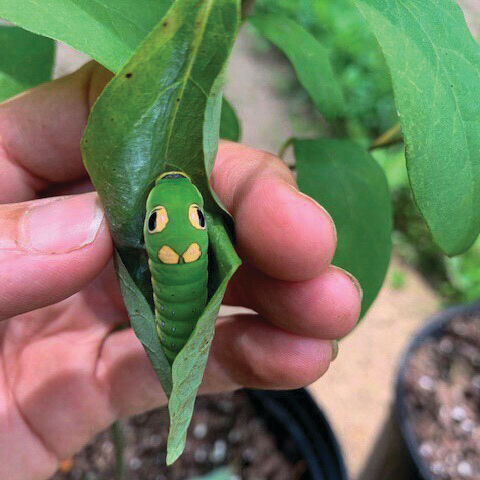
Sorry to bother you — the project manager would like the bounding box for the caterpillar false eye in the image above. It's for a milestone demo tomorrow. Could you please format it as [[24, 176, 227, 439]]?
[[147, 206, 169, 233], [144, 172, 209, 365], [189, 204, 206, 230]]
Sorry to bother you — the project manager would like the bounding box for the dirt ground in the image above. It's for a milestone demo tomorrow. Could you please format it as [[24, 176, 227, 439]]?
[[51, 3, 478, 479]]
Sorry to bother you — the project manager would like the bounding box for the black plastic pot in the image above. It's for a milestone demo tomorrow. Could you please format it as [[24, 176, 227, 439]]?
[[246, 388, 348, 480], [393, 301, 480, 480]]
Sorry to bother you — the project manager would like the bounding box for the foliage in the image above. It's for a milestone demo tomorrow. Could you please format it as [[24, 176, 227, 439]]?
[[0, 26, 54, 102], [295, 139, 392, 316], [354, 0, 480, 256], [445, 238, 480, 303], [253, 0, 397, 139], [377, 144, 480, 305], [0, 0, 172, 71], [250, 14, 345, 120]]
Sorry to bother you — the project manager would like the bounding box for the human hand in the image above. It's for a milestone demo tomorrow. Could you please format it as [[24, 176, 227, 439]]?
[[0, 62, 361, 480]]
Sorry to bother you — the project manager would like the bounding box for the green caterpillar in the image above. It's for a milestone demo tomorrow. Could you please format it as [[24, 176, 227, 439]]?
[[144, 171, 209, 364]]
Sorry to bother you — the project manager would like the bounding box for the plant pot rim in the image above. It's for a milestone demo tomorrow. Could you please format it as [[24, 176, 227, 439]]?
[[245, 388, 348, 480], [394, 299, 480, 480]]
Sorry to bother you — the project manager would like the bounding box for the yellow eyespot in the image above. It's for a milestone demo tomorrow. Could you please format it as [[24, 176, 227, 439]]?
[[147, 206, 169, 233], [158, 245, 179, 264], [183, 243, 202, 263], [188, 204, 206, 230]]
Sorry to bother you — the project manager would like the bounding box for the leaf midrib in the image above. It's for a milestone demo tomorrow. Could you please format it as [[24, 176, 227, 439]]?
[[164, 0, 214, 162]]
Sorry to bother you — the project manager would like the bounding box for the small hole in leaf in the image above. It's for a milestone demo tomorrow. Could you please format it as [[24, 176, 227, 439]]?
[[125, 73, 133, 78]]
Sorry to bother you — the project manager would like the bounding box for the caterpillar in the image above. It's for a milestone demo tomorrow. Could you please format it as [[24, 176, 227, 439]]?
[[144, 171, 209, 364]]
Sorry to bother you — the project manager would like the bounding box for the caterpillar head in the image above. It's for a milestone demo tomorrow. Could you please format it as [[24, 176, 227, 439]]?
[[144, 171, 208, 265]]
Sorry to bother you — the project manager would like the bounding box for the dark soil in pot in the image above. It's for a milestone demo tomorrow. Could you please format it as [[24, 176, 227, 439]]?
[[51, 390, 310, 480], [401, 311, 480, 480]]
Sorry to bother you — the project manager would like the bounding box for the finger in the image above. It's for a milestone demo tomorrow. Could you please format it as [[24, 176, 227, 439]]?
[[0, 62, 112, 203], [98, 315, 334, 417], [212, 141, 337, 281], [224, 264, 362, 339], [207, 314, 333, 390], [0, 192, 112, 320]]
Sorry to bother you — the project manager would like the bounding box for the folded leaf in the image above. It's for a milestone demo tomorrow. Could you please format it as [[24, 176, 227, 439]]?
[[353, 0, 480, 255], [249, 13, 345, 120], [115, 251, 172, 395], [82, 0, 241, 463], [295, 138, 392, 317]]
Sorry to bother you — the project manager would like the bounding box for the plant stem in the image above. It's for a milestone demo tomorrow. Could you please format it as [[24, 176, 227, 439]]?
[[112, 421, 125, 480], [278, 137, 295, 160], [369, 123, 403, 150], [242, 0, 256, 18]]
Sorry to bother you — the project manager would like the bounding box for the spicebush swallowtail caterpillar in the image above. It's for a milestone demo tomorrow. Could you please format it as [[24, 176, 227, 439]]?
[[144, 171, 209, 364]]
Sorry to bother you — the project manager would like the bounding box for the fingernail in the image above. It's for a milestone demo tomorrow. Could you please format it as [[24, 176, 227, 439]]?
[[289, 185, 337, 243], [334, 266, 364, 301], [18, 193, 104, 254], [330, 340, 339, 362]]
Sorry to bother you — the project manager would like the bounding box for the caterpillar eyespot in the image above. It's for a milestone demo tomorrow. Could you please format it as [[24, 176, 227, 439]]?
[[189, 204, 206, 230], [144, 171, 209, 364], [147, 206, 168, 233]]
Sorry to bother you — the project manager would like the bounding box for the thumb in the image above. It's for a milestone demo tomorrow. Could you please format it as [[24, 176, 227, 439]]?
[[0, 192, 112, 320]]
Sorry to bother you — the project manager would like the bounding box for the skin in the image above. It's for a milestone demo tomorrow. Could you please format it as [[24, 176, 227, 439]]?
[[0, 62, 362, 480]]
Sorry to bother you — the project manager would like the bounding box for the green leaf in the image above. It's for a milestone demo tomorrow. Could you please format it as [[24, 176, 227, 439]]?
[[295, 139, 392, 317], [249, 13, 345, 120], [82, 0, 241, 463], [0, 0, 172, 72], [352, 0, 480, 255], [220, 98, 241, 141], [189, 466, 234, 480], [0, 26, 54, 102]]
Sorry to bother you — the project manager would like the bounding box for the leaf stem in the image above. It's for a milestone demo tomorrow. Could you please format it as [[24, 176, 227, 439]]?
[[369, 123, 402, 150], [278, 137, 295, 160]]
